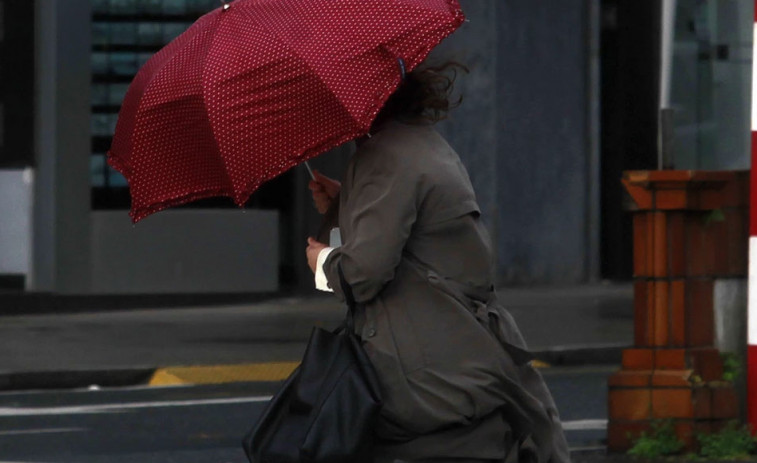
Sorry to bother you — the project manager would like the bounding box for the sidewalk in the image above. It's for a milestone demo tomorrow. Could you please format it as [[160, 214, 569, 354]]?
[[0, 283, 633, 390]]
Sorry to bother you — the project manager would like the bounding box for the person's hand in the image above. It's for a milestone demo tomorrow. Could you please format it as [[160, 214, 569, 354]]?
[[308, 170, 341, 214], [306, 237, 328, 273]]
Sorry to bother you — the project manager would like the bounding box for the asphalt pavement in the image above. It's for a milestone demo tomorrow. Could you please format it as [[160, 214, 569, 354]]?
[[0, 283, 634, 390], [0, 283, 637, 460], [0, 367, 615, 461]]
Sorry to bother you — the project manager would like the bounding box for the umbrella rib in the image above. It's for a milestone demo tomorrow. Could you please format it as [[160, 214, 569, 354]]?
[[200, 7, 367, 205], [240, 7, 368, 132], [133, 12, 219, 115], [128, 12, 237, 217], [109, 13, 218, 175], [197, 12, 240, 198]]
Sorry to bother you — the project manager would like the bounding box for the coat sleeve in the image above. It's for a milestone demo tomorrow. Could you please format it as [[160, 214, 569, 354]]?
[[322, 142, 420, 304]]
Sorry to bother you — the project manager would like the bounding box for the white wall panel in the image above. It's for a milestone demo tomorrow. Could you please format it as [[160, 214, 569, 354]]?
[[0, 169, 33, 276]]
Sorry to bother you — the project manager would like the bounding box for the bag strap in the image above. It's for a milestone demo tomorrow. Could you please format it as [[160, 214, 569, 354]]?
[[336, 263, 357, 331]]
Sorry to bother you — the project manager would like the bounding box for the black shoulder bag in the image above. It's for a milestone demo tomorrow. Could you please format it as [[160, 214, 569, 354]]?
[[243, 265, 383, 463]]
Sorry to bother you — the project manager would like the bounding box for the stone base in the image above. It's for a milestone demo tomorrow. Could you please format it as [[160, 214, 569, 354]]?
[[608, 370, 739, 452]]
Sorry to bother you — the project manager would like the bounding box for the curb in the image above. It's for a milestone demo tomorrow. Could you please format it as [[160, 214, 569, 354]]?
[[0, 345, 627, 392], [0, 368, 155, 392], [0, 291, 285, 316], [533, 344, 626, 367]]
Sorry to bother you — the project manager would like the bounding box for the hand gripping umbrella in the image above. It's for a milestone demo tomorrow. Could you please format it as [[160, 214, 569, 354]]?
[[108, 0, 465, 222]]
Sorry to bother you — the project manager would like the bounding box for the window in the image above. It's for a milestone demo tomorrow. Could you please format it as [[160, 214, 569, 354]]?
[[668, 0, 752, 170], [0, 0, 35, 168]]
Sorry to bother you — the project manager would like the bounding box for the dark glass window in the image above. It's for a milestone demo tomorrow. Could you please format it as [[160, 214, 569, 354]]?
[[0, 0, 35, 167]]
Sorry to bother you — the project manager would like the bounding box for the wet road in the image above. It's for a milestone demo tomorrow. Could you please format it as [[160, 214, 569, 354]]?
[[0, 366, 613, 462]]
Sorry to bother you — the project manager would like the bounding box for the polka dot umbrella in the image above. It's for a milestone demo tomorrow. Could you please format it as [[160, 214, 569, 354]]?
[[108, 0, 465, 223]]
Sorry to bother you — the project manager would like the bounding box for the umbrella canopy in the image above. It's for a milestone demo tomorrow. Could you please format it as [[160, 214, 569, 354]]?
[[108, 0, 465, 222]]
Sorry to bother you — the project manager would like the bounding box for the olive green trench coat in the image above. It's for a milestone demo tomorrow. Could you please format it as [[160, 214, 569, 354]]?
[[322, 120, 570, 463]]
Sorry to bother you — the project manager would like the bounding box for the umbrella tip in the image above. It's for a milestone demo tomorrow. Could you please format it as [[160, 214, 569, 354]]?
[[220, 0, 231, 11]]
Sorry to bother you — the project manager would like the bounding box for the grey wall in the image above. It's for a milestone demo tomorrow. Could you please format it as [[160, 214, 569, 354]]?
[[429, 1, 596, 284], [434, 2, 499, 247], [495, 1, 594, 284], [0, 169, 33, 275], [424, 1, 597, 284], [90, 210, 278, 294]]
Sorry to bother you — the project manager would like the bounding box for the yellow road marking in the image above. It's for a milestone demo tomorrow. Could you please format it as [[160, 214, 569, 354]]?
[[531, 359, 551, 369], [148, 362, 300, 386]]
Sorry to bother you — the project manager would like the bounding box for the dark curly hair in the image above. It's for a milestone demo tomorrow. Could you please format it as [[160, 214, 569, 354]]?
[[374, 61, 468, 126]]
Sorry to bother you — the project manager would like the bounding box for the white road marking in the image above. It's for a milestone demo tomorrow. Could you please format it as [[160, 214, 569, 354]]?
[[562, 419, 607, 431], [0, 427, 86, 436], [0, 395, 272, 417]]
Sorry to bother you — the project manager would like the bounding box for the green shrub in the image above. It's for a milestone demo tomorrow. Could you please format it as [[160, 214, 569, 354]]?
[[628, 419, 684, 458], [697, 421, 756, 460], [721, 353, 743, 383], [704, 209, 726, 226]]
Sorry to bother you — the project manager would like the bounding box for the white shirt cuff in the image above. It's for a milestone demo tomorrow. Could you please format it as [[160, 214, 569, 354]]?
[[315, 247, 335, 292]]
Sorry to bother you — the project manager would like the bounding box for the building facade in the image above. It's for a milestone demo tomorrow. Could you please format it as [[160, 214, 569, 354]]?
[[0, 0, 750, 295]]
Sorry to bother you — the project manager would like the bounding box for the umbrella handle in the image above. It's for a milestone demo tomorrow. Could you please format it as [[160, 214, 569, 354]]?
[[303, 161, 316, 181]]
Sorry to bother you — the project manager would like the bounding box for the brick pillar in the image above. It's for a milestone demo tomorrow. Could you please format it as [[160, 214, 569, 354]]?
[[608, 170, 749, 452]]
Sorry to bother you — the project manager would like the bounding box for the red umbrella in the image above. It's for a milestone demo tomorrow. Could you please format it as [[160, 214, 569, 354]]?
[[108, 0, 465, 222]]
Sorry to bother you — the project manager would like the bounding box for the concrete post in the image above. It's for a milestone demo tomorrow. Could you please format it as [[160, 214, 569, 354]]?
[[608, 170, 747, 452], [31, 0, 92, 293]]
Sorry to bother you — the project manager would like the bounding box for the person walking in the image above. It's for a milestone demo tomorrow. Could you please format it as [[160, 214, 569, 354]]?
[[306, 63, 570, 463]]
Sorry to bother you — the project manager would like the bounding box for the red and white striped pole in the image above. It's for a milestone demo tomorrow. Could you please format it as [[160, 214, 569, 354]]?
[[749, 0, 757, 431]]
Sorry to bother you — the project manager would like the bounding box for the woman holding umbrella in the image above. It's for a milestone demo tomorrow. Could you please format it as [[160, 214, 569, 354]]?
[[106, 0, 569, 457], [306, 63, 570, 463]]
